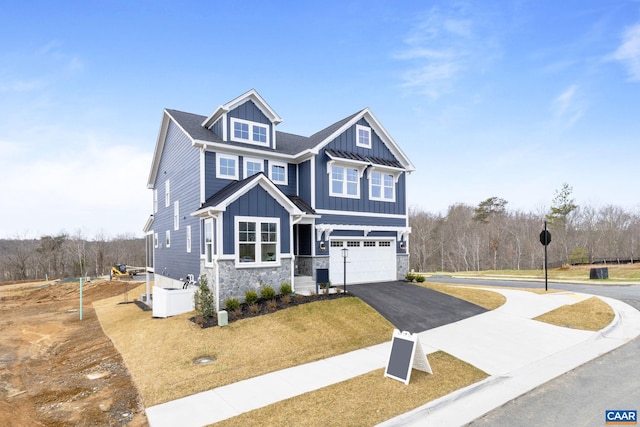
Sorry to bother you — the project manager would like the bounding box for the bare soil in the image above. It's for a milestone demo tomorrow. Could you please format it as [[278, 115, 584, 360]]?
[[0, 279, 147, 426]]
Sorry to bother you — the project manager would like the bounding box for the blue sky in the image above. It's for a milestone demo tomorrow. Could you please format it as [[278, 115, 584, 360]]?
[[1, 0, 639, 238]]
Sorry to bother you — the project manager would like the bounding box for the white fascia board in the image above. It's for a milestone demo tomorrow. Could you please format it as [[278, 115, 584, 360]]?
[[191, 206, 223, 218], [223, 89, 283, 124], [147, 110, 197, 188], [147, 112, 170, 189], [192, 140, 295, 161], [192, 174, 303, 217], [315, 224, 411, 240], [361, 109, 416, 172], [201, 105, 228, 128], [313, 111, 365, 154], [315, 208, 407, 219], [143, 215, 154, 233]]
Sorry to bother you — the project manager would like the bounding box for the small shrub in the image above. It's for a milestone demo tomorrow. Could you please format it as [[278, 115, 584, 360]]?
[[281, 294, 292, 305], [266, 299, 278, 311], [405, 272, 416, 282], [245, 290, 258, 304], [261, 285, 276, 300], [415, 274, 426, 283], [194, 276, 216, 318], [248, 303, 261, 314], [225, 298, 240, 311], [295, 293, 306, 302], [279, 283, 292, 295], [231, 307, 243, 319]]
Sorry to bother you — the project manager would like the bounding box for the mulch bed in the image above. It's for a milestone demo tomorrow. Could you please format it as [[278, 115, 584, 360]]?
[[190, 291, 353, 328]]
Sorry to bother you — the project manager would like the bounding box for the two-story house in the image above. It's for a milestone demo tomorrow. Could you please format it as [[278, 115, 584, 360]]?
[[144, 89, 414, 311]]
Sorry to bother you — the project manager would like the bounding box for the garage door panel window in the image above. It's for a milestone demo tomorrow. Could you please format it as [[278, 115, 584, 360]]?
[[236, 217, 279, 266], [329, 238, 396, 284]]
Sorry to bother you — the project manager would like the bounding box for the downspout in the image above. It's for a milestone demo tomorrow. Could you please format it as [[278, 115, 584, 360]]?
[[214, 211, 223, 313], [290, 215, 303, 293]]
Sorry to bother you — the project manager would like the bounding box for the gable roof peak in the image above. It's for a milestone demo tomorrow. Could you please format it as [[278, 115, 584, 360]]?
[[201, 89, 283, 129]]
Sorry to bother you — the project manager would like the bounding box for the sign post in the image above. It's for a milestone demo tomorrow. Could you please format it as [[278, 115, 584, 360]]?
[[384, 329, 432, 385], [539, 221, 552, 292]]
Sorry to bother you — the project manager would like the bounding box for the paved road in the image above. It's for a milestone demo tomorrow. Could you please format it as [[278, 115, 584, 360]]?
[[348, 281, 487, 334], [426, 277, 640, 426]]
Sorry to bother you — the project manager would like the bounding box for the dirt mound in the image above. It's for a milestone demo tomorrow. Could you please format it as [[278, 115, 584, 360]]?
[[0, 279, 147, 426]]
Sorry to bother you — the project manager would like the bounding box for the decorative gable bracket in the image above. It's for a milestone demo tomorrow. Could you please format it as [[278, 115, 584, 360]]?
[[316, 224, 335, 242], [397, 227, 411, 242]]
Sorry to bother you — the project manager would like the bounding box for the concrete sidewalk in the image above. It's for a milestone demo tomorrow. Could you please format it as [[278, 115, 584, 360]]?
[[145, 289, 640, 427]]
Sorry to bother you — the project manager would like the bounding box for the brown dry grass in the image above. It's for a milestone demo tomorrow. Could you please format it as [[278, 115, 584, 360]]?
[[418, 282, 507, 310], [214, 351, 487, 427], [534, 296, 615, 331], [94, 285, 394, 407]]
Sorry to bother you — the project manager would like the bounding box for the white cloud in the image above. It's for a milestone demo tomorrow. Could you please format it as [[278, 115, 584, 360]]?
[[551, 84, 585, 128], [393, 5, 500, 99], [0, 136, 151, 238], [611, 22, 640, 81]]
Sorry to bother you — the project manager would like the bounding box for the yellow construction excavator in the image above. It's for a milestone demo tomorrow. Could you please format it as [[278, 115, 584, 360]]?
[[111, 264, 133, 280]]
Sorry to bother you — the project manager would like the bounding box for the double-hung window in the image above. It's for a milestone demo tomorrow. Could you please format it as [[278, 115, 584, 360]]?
[[165, 180, 170, 207], [231, 118, 269, 147], [269, 161, 287, 185], [330, 165, 360, 198], [236, 217, 279, 267], [173, 201, 180, 230], [244, 157, 263, 178], [217, 153, 239, 179], [370, 171, 395, 202], [204, 219, 213, 265]]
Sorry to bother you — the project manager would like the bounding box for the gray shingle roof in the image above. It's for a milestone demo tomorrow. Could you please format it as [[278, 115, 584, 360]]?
[[165, 108, 366, 157]]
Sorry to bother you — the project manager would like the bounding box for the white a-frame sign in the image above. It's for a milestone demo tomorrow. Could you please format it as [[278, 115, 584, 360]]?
[[384, 329, 432, 385]]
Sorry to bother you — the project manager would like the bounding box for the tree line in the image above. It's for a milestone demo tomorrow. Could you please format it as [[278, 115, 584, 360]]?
[[0, 232, 145, 282], [2, 185, 638, 280], [409, 184, 640, 272]]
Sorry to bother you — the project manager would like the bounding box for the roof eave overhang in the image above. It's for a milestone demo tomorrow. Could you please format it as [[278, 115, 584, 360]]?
[[311, 108, 416, 172], [191, 174, 304, 218]]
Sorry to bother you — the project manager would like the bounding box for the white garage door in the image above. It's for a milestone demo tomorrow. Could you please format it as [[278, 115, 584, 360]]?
[[329, 239, 396, 285]]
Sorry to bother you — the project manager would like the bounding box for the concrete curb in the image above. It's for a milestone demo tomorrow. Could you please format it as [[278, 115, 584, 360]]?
[[377, 294, 640, 427]]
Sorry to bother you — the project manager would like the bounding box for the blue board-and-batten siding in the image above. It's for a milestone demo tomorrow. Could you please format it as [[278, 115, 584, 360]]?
[[221, 185, 291, 255], [204, 153, 298, 199], [297, 160, 312, 205], [316, 213, 406, 227], [227, 101, 274, 149], [313, 119, 407, 215], [152, 120, 201, 281]]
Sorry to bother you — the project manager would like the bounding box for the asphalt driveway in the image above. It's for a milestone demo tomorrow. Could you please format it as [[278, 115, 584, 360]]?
[[348, 281, 487, 333]]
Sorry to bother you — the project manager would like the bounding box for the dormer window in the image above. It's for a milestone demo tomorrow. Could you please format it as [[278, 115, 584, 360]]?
[[356, 124, 371, 148], [231, 117, 269, 147]]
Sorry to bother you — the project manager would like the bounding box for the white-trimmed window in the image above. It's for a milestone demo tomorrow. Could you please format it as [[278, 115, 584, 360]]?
[[231, 117, 269, 147], [356, 124, 371, 148], [186, 225, 192, 253], [370, 171, 395, 202], [217, 153, 239, 179], [165, 230, 171, 248], [235, 216, 280, 267], [153, 189, 158, 213], [204, 218, 214, 266], [154, 232, 158, 248], [269, 161, 287, 185], [330, 165, 360, 198], [165, 180, 170, 207], [173, 201, 180, 230], [243, 157, 263, 178]]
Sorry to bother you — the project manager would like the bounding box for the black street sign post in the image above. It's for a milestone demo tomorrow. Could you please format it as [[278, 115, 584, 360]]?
[[539, 221, 551, 291]]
